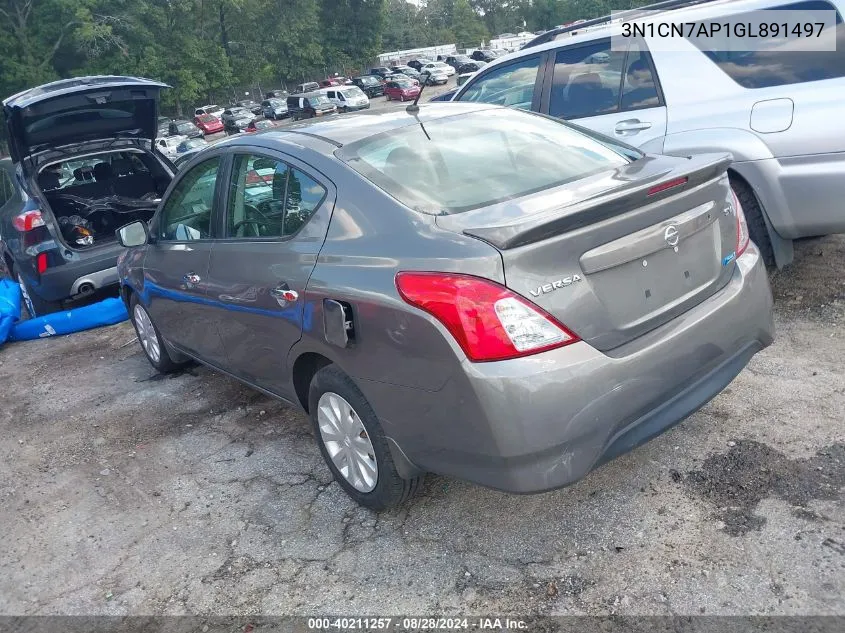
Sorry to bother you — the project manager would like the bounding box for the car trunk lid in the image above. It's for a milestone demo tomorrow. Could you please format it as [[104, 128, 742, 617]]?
[[436, 153, 738, 352], [3, 76, 168, 164]]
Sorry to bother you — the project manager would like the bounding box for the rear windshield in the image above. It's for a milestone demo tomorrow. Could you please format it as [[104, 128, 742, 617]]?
[[358, 76, 379, 85], [338, 108, 631, 215]]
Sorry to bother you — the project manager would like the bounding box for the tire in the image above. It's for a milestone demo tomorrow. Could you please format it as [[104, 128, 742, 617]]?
[[730, 176, 775, 267], [129, 294, 184, 373], [13, 264, 62, 318], [308, 365, 423, 510]]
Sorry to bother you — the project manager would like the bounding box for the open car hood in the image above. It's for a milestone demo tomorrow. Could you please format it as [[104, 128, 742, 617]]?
[[3, 76, 169, 163]]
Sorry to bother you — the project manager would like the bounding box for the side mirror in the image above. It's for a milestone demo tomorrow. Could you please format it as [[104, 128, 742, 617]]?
[[116, 220, 149, 247]]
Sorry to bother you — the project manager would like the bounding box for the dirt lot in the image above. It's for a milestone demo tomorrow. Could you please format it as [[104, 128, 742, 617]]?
[[0, 235, 843, 617]]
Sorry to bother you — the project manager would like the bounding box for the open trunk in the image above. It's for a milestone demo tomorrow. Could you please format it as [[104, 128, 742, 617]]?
[[436, 153, 738, 352], [36, 149, 169, 249]]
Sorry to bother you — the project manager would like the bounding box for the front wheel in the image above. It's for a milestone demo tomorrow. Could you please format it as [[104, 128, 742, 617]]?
[[309, 365, 423, 510], [129, 295, 185, 373]]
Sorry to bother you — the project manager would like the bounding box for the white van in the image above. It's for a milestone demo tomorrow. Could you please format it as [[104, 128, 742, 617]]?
[[319, 86, 370, 112]]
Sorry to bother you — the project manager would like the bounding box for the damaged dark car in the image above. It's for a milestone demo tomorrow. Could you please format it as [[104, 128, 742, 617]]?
[[0, 75, 174, 316]]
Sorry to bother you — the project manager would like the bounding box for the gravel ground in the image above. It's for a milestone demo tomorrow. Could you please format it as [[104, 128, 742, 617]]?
[[0, 238, 843, 614]]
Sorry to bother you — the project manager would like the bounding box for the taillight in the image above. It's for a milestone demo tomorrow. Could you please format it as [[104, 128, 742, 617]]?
[[13, 209, 45, 232], [647, 176, 688, 197], [731, 189, 750, 257], [395, 272, 578, 362], [36, 252, 48, 275]]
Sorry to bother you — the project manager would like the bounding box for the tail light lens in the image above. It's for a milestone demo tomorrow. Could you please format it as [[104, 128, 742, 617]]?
[[647, 176, 688, 197], [395, 272, 579, 362], [13, 209, 45, 232], [732, 189, 750, 257], [36, 252, 49, 275]]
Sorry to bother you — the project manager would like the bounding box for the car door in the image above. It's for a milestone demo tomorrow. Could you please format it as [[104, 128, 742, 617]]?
[[204, 151, 335, 396], [143, 155, 228, 364], [541, 38, 667, 148]]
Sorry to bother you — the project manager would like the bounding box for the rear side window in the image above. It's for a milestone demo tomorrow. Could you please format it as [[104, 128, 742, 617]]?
[[159, 157, 220, 241], [458, 55, 542, 110], [549, 40, 627, 119], [338, 108, 630, 215], [694, 0, 845, 88]]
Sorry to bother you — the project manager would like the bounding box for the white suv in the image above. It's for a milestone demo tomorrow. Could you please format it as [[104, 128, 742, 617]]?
[[452, 0, 845, 267]]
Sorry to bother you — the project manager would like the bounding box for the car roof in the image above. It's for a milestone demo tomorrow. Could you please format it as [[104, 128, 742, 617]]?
[[223, 103, 497, 151]]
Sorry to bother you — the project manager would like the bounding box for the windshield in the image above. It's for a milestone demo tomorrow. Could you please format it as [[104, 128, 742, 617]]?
[[338, 108, 630, 215], [342, 87, 365, 98], [268, 99, 284, 107], [184, 138, 206, 149], [176, 122, 195, 132], [359, 76, 378, 85]]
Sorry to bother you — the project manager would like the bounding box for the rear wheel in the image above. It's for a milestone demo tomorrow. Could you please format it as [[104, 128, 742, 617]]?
[[730, 176, 774, 267], [13, 264, 61, 318], [129, 295, 185, 373], [309, 365, 423, 510]]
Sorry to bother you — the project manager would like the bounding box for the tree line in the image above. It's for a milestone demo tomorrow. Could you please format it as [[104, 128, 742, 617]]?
[[0, 0, 649, 115]]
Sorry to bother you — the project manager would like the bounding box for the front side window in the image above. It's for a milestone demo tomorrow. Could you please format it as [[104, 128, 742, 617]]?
[[339, 108, 631, 215], [226, 154, 326, 238], [158, 157, 220, 241], [692, 0, 845, 88], [549, 40, 627, 119], [458, 55, 542, 110]]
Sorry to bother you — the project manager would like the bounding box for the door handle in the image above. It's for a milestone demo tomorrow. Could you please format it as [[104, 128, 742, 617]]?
[[614, 119, 652, 133], [270, 285, 299, 302], [183, 272, 201, 285]]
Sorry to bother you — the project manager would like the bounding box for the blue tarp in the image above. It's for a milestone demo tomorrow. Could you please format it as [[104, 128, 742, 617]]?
[[0, 277, 128, 346]]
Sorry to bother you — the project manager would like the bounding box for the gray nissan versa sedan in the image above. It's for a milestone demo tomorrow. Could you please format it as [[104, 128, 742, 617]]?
[[115, 103, 774, 510]]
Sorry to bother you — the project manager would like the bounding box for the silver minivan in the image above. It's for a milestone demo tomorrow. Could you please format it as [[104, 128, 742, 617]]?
[[452, 0, 845, 268]]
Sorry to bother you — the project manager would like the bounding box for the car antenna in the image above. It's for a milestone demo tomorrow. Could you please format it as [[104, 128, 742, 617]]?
[[406, 76, 427, 114]]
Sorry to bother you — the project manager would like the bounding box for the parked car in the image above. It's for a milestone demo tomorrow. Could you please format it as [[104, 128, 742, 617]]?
[[457, 61, 487, 74], [444, 55, 473, 70], [470, 49, 501, 63], [456, 73, 473, 87], [0, 76, 175, 316], [221, 107, 255, 133], [194, 104, 224, 119], [408, 58, 434, 71], [156, 135, 187, 159], [351, 75, 385, 97], [236, 99, 263, 115], [320, 86, 370, 112], [115, 103, 774, 510], [369, 67, 393, 79], [384, 79, 421, 102], [176, 137, 208, 154], [286, 93, 337, 120], [296, 82, 320, 93], [385, 72, 419, 87], [157, 121, 171, 138], [420, 61, 455, 77], [391, 65, 421, 80], [419, 68, 449, 86], [261, 98, 289, 120], [245, 118, 276, 133], [263, 89, 288, 99], [168, 119, 203, 139], [319, 78, 343, 88], [194, 113, 225, 135], [454, 0, 845, 268]]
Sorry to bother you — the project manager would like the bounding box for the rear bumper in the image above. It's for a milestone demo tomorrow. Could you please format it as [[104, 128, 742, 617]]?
[[368, 245, 774, 493], [32, 248, 121, 302]]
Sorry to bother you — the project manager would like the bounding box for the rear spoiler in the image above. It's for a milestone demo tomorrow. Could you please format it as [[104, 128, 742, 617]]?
[[463, 154, 732, 250]]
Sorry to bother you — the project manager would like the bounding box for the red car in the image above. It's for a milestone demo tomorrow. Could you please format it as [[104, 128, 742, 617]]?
[[193, 114, 224, 135], [320, 77, 344, 87], [384, 79, 421, 102]]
